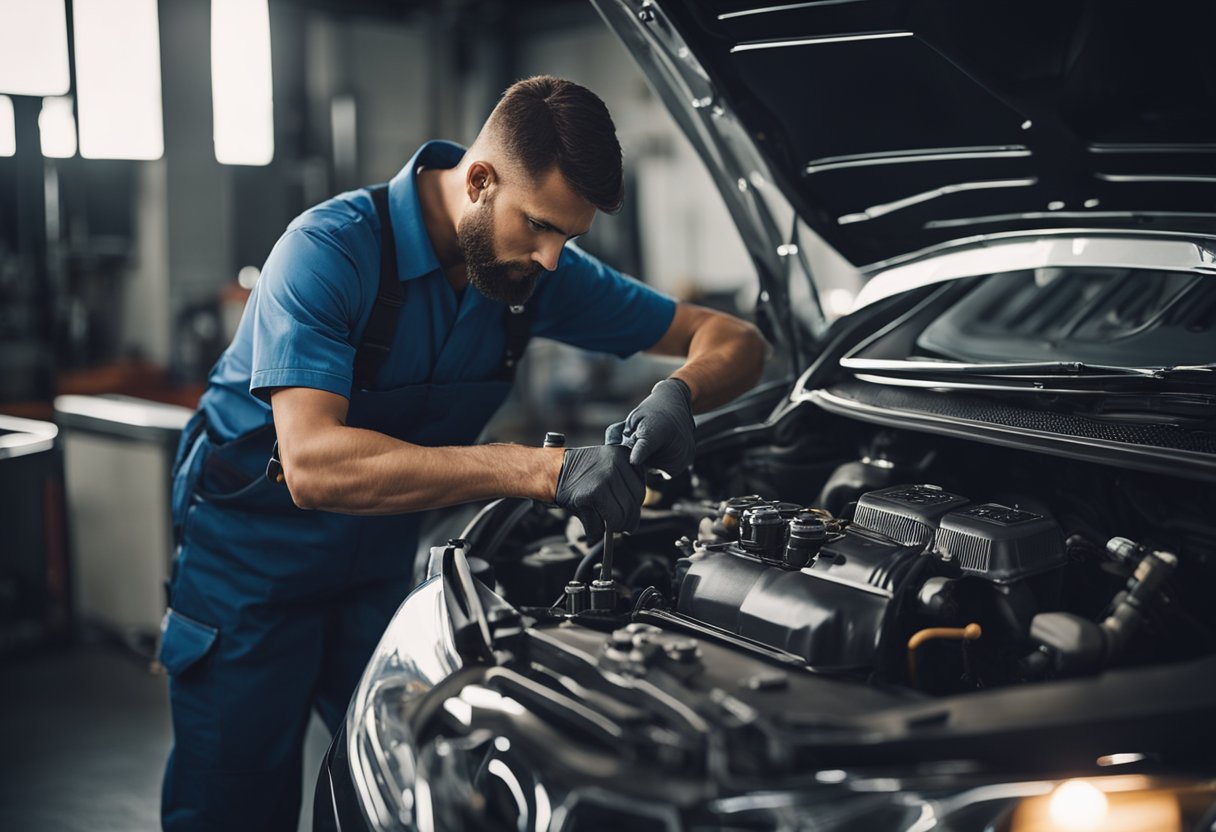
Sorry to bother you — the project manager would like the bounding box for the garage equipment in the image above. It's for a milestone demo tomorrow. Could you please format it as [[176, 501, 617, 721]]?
[[54, 394, 192, 654], [0, 414, 65, 653]]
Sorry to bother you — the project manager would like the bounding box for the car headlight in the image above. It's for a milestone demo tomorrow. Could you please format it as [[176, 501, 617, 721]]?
[[346, 575, 463, 831]]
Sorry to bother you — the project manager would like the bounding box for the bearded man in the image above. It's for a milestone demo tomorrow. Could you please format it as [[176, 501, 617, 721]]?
[[159, 75, 766, 831]]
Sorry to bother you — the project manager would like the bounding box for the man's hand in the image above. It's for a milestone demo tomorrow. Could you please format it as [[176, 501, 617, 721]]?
[[606, 378, 696, 476], [553, 444, 645, 542]]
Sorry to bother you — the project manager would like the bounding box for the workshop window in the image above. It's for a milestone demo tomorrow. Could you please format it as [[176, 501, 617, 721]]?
[[39, 95, 76, 159], [0, 95, 14, 157], [74, 0, 164, 161], [211, 0, 274, 166], [0, 0, 70, 97]]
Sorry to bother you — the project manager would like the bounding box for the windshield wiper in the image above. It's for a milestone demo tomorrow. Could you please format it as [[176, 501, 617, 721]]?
[[842, 358, 1216, 380], [848, 360, 1216, 401]]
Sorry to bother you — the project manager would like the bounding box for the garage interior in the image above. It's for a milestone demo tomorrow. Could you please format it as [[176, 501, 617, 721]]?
[[0, 1, 857, 829], [8, 1, 1214, 831]]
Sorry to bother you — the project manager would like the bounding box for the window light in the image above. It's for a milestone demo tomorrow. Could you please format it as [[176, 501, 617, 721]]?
[[211, 0, 274, 166], [39, 96, 76, 158], [0, 0, 70, 97], [74, 0, 164, 160], [0, 96, 14, 157]]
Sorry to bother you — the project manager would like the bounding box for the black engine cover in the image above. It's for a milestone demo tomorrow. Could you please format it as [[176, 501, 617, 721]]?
[[675, 484, 1063, 671], [678, 528, 920, 669]]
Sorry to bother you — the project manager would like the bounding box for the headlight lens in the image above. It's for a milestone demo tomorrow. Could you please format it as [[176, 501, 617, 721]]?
[[346, 576, 463, 831], [1009, 776, 1216, 832], [704, 774, 1216, 831]]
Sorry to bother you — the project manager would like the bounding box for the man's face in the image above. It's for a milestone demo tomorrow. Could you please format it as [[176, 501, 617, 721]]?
[[457, 165, 596, 306]]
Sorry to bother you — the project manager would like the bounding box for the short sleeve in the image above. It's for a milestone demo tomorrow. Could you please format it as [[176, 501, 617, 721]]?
[[531, 243, 677, 358], [248, 227, 365, 402]]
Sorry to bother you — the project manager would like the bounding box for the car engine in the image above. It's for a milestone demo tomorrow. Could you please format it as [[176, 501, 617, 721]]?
[[455, 422, 1210, 698], [669, 482, 1187, 691], [678, 485, 1068, 677]]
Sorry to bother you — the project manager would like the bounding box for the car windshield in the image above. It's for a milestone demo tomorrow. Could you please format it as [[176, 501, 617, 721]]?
[[851, 267, 1216, 368]]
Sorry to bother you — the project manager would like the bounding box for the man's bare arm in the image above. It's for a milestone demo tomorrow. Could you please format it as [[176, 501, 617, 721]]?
[[647, 302, 770, 413], [270, 387, 564, 515]]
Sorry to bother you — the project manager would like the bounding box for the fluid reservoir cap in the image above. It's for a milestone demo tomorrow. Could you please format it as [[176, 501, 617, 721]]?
[[740, 504, 787, 560], [785, 512, 827, 568], [790, 512, 827, 541]]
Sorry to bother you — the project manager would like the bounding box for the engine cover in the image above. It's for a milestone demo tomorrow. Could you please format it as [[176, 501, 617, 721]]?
[[677, 537, 911, 669], [935, 504, 1064, 582], [676, 485, 1066, 671]]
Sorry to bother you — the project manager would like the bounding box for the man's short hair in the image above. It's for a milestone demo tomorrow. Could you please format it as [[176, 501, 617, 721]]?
[[487, 76, 624, 214]]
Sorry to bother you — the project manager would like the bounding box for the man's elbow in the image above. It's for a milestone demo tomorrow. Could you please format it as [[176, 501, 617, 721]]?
[[280, 444, 341, 510], [283, 465, 326, 510]]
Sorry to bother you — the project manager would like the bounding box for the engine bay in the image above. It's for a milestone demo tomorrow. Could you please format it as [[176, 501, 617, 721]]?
[[399, 275, 1216, 829], [463, 416, 1216, 699]]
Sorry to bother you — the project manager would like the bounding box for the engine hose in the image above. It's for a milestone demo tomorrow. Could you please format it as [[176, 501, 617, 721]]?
[[1100, 550, 1178, 657], [873, 553, 934, 683], [573, 537, 608, 583], [906, 623, 982, 687]]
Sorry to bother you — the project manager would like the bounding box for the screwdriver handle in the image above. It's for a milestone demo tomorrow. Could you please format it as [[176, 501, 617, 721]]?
[[600, 528, 615, 583]]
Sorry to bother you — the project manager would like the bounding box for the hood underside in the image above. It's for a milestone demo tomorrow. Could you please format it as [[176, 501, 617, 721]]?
[[599, 0, 1216, 270]]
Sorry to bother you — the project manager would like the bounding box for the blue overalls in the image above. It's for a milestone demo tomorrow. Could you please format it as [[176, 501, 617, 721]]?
[[157, 141, 676, 831]]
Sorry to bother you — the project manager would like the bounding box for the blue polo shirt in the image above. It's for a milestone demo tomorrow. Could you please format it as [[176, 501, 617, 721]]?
[[198, 140, 677, 443]]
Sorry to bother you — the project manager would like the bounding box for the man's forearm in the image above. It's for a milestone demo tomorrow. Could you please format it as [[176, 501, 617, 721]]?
[[282, 425, 564, 515], [669, 316, 768, 413]]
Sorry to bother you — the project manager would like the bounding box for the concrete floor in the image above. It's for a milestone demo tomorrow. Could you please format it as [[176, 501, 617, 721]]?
[[0, 639, 330, 832]]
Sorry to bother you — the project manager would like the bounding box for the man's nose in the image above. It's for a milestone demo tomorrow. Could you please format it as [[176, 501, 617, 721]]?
[[531, 240, 563, 272]]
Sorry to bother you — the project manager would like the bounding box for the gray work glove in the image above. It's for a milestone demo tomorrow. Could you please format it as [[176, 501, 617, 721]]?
[[554, 444, 645, 542], [606, 377, 696, 476]]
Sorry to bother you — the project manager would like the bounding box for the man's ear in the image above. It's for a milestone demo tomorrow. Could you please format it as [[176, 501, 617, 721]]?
[[465, 161, 496, 203]]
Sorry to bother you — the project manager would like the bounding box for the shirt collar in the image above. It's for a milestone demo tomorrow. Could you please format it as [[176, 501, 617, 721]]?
[[386, 139, 467, 282]]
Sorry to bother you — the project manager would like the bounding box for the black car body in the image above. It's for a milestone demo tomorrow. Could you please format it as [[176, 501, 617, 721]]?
[[317, 1, 1216, 829]]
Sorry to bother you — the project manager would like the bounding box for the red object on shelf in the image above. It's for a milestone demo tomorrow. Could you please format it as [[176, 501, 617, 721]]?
[[0, 360, 204, 420]]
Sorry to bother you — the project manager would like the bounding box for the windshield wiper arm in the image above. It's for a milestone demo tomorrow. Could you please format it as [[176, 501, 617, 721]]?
[[842, 358, 1216, 380]]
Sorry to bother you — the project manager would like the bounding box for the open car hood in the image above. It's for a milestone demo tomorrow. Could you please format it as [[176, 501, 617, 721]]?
[[592, 0, 1216, 277]]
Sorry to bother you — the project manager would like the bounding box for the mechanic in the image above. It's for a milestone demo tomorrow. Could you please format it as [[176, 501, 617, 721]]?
[[159, 75, 767, 831]]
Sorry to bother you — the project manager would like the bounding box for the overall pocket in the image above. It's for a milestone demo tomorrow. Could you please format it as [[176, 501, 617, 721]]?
[[194, 425, 299, 514], [158, 608, 219, 676]]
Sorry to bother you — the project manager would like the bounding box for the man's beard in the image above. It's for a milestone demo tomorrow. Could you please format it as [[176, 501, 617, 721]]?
[[457, 204, 541, 306]]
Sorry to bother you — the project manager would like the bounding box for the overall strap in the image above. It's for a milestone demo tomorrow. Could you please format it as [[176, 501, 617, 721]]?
[[500, 303, 535, 381], [356, 181, 533, 387], [354, 184, 404, 390]]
